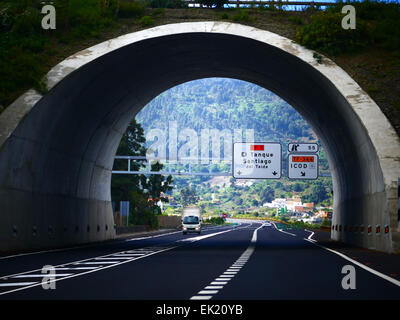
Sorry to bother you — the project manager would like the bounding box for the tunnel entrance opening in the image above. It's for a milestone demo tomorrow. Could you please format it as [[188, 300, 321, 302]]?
[[0, 22, 399, 253], [110, 77, 333, 232]]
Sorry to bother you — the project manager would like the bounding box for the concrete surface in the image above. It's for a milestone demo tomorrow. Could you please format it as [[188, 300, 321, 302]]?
[[0, 22, 399, 253]]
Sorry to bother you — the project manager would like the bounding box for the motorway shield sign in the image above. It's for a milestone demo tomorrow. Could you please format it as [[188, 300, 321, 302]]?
[[288, 143, 319, 153], [233, 142, 281, 179], [288, 154, 318, 180]]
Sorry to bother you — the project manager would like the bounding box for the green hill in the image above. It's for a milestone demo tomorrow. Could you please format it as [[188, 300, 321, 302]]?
[[134, 78, 333, 214]]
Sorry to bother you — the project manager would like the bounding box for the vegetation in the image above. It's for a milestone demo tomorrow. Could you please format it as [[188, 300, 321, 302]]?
[[296, 1, 400, 55], [136, 78, 333, 216], [207, 216, 225, 225], [111, 119, 174, 228], [0, 0, 186, 109]]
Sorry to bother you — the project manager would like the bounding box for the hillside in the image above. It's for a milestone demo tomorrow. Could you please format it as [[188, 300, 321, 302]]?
[[135, 78, 333, 213], [0, 2, 399, 135]]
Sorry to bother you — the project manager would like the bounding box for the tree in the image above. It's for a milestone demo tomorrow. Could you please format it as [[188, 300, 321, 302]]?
[[111, 119, 174, 227], [111, 119, 146, 209], [180, 185, 198, 206], [140, 161, 174, 206], [294, 182, 304, 192], [260, 186, 275, 203], [301, 181, 329, 205]]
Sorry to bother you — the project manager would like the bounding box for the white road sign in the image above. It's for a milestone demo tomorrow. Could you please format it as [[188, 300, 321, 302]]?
[[288, 143, 319, 153], [233, 142, 281, 179], [288, 154, 319, 180]]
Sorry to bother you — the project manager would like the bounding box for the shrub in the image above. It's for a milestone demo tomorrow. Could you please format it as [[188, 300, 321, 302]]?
[[232, 10, 251, 23], [296, 12, 371, 55], [220, 12, 229, 19], [150, 8, 166, 16], [118, 1, 146, 18], [208, 216, 225, 225], [68, 0, 102, 27], [288, 14, 304, 25], [139, 15, 155, 26]]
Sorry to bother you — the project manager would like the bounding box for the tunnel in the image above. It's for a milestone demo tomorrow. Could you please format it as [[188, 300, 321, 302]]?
[[0, 22, 399, 253]]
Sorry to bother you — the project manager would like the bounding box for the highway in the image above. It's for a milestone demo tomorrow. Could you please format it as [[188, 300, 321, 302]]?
[[0, 221, 399, 300]]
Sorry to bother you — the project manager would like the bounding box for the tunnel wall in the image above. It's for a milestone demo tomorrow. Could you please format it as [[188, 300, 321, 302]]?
[[0, 22, 399, 253]]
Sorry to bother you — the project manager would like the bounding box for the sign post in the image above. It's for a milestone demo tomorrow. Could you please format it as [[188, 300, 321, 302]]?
[[120, 201, 130, 227], [233, 142, 281, 179]]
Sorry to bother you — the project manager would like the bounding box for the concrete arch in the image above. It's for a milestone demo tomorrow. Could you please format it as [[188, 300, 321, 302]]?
[[0, 22, 399, 253]]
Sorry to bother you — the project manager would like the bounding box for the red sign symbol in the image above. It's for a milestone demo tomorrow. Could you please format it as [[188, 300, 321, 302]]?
[[250, 145, 264, 151]]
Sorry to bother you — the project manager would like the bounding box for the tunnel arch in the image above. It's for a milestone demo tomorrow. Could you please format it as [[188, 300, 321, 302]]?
[[0, 22, 399, 253]]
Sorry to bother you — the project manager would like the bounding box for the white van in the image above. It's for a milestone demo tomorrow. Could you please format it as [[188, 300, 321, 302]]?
[[182, 206, 202, 235]]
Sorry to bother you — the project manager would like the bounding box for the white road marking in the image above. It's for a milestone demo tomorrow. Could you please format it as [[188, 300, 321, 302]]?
[[206, 286, 223, 289], [304, 239, 400, 288], [0, 245, 178, 296], [13, 274, 72, 278], [215, 278, 231, 281], [211, 281, 228, 285], [272, 222, 296, 236], [304, 229, 316, 242], [190, 295, 213, 300], [54, 267, 98, 270], [0, 282, 38, 287], [74, 262, 116, 265], [223, 271, 238, 274], [198, 290, 219, 294], [190, 223, 264, 300], [177, 227, 245, 243], [94, 257, 133, 260]]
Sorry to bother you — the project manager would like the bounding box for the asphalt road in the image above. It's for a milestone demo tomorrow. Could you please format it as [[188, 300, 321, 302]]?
[[0, 221, 399, 300]]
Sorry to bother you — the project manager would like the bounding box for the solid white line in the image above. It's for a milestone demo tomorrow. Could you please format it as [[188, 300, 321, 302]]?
[[112, 254, 145, 257], [54, 267, 98, 270], [304, 239, 400, 288], [125, 230, 182, 241], [74, 262, 116, 265], [177, 226, 247, 243], [0, 282, 38, 287], [94, 257, 133, 260], [272, 222, 296, 236], [13, 274, 72, 278]]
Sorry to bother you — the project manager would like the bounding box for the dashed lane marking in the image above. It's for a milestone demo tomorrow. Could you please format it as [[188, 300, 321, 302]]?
[[190, 223, 264, 300]]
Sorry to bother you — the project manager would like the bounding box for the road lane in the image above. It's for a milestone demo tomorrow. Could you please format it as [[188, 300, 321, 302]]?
[[1, 221, 399, 300], [0, 223, 257, 299], [214, 224, 400, 299], [0, 224, 244, 278]]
